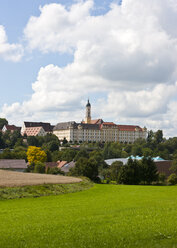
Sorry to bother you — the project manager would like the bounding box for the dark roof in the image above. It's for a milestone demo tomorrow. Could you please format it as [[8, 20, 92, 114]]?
[[54, 122, 100, 130], [86, 99, 91, 107], [24, 121, 53, 132], [4, 125, 21, 131], [79, 123, 100, 130], [0, 159, 27, 169], [53, 122, 77, 131]]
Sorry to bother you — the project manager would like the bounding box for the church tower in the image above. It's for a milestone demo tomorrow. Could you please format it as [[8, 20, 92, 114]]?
[[85, 99, 91, 124]]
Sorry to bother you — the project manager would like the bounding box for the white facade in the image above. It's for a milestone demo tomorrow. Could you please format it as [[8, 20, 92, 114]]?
[[53, 101, 147, 143]]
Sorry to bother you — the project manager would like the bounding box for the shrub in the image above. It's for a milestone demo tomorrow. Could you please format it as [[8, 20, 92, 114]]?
[[34, 162, 45, 174], [93, 177, 101, 184], [158, 173, 166, 183], [47, 167, 64, 175], [167, 173, 177, 185], [25, 162, 35, 172]]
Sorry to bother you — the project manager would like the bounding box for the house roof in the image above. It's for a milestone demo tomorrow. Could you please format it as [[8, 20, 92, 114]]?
[[24, 126, 45, 136], [79, 123, 100, 130], [57, 161, 68, 168], [82, 119, 104, 124], [3, 125, 21, 131], [54, 122, 100, 130], [117, 125, 143, 131], [45, 162, 58, 168], [61, 161, 76, 173], [53, 122, 77, 131], [24, 121, 53, 132], [0, 159, 27, 169], [91, 119, 103, 124], [99, 122, 118, 130]]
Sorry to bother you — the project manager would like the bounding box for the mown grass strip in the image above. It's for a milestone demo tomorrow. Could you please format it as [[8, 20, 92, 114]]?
[[0, 178, 93, 200]]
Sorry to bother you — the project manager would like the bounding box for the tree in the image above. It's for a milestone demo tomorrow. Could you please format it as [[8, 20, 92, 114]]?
[[167, 173, 177, 185], [118, 158, 141, 185], [34, 162, 46, 174], [170, 159, 177, 174], [63, 137, 68, 145], [27, 146, 47, 165], [142, 148, 153, 157], [0, 118, 8, 130], [74, 149, 89, 161], [0, 132, 5, 149], [158, 173, 166, 184], [61, 149, 77, 162], [140, 157, 158, 184], [70, 157, 88, 177], [70, 156, 99, 181], [154, 130, 163, 144], [109, 161, 123, 182], [85, 157, 99, 180], [131, 145, 142, 156], [147, 130, 154, 142], [27, 136, 39, 147]]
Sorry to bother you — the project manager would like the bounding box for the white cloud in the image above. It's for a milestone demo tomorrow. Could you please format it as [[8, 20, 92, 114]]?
[[2, 0, 177, 136], [0, 25, 23, 62]]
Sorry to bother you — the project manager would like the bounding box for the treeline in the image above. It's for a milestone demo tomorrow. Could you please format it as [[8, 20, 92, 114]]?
[[1, 129, 177, 163], [101, 158, 158, 185], [102, 130, 177, 160]]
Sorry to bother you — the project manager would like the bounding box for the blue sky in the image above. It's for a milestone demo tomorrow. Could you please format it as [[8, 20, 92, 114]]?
[[0, 0, 113, 105], [0, 0, 177, 137]]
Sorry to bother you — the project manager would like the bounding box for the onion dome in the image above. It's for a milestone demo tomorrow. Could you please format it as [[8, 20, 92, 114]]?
[[86, 99, 91, 107]]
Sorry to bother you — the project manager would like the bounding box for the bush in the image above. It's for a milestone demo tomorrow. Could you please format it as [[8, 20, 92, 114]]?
[[158, 173, 166, 183], [93, 177, 101, 184], [167, 173, 177, 185], [25, 162, 35, 172], [34, 162, 45, 174], [47, 167, 65, 175]]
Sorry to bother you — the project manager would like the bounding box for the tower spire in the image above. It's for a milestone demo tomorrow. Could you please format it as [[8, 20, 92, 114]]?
[[85, 99, 91, 123]]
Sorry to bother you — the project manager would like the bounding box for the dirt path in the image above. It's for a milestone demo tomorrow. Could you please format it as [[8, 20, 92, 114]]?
[[0, 170, 82, 187]]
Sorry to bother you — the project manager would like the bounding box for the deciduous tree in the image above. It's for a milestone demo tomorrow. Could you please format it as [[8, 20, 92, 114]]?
[[27, 146, 47, 165]]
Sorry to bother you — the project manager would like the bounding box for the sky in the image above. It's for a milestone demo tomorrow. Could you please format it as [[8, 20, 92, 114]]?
[[0, 0, 177, 137]]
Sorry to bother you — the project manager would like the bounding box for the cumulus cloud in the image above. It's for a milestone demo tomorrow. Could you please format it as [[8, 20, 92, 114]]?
[[0, 25, 23, 62], [2, 0, 177, 136]]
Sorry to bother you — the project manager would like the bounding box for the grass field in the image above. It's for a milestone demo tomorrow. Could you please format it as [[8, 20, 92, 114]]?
[[1, 184, 177, 248]]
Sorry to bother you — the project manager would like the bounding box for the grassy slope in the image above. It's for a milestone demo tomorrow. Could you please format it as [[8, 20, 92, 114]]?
[[0, 184, 177, 248], [0, 179, 93, 200]]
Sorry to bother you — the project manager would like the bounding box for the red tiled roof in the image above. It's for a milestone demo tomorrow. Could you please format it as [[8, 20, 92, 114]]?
[[91, 119, 103, 124], [117, 125, 143, 131], [25, 126, 45, 136], [103, 122, 116, 125], [57, 161, 67, 168], [100, 122, 118, 129], [82, 119, 103, 124]]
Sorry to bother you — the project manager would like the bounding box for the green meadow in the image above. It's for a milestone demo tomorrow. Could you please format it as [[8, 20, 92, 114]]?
[[1, 184, 177, 248]]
